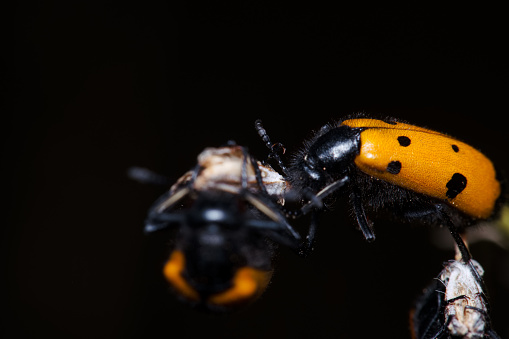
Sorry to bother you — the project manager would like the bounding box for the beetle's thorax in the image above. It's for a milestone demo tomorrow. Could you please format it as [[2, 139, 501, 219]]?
[[298, 126, 360, 189]]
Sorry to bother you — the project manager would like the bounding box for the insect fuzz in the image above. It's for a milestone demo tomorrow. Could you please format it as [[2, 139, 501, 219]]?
[[410, 259, 500, 339], [143, 144, 301, 311]]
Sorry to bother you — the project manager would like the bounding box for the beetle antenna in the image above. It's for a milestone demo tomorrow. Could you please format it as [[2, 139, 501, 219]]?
[[254, 119, 288, 175]]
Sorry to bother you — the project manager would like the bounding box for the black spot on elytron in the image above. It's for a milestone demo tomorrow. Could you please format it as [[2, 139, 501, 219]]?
[[452, 144, 459, 152], [387, 161, 402, 174], [446, 173, 467, 199], [397, 136, 411, 147]]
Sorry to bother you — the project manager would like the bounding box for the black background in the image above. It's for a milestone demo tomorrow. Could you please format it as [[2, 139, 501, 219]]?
[[3, 2, 509, 338]]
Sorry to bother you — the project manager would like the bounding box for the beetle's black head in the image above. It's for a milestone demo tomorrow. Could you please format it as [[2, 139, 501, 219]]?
[[289, 124, 361, 192]]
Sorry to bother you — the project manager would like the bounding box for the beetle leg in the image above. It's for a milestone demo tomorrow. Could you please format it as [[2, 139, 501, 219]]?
[[350, 186, 376, 242], [436, 206, 472, 264], [127, 167, 171, 186], [297, 211, 319, 257]]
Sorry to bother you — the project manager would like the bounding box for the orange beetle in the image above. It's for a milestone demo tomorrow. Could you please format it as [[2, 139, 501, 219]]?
[[258, 116, 502, 262]]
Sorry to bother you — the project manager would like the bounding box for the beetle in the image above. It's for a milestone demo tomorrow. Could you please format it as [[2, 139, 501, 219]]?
[[410, 259, 500, 339], [135, 144, 301, 311], [255, 115, 502, 261]]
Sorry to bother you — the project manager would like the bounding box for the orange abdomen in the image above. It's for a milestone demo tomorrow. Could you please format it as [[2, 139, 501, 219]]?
[[341, 119, 500, 219]]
